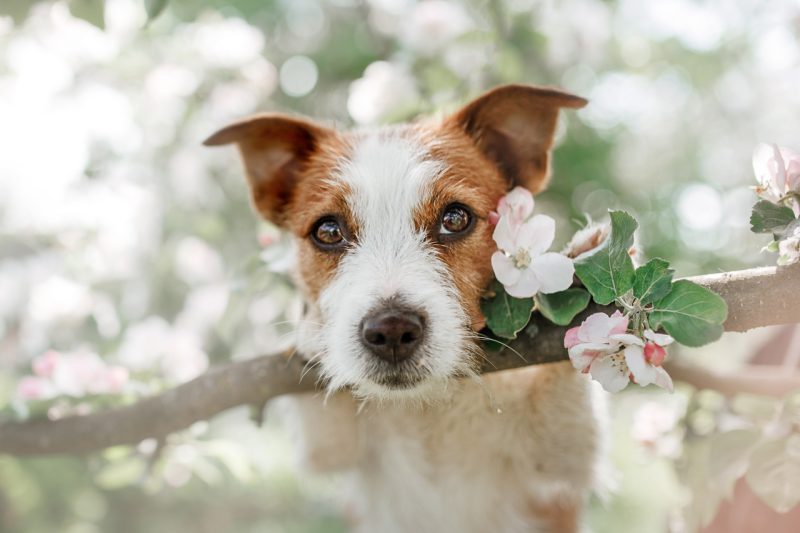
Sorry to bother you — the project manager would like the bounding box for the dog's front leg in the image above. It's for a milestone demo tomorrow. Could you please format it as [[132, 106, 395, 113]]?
[[278, 391, 361, 473]]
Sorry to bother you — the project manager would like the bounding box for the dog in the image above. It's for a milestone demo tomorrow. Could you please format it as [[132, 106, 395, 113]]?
[[205, 84, 608, 533]]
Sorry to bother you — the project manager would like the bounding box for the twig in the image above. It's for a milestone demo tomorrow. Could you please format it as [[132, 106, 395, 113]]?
[[0, 263, 798, 456]]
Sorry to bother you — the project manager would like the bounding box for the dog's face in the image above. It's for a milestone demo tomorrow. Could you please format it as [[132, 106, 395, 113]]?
[[206, 85, 585, 399]]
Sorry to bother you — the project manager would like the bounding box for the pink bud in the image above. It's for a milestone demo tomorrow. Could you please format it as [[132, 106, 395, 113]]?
[[644, 342, 667, 366], [488, 210, 500, 226]]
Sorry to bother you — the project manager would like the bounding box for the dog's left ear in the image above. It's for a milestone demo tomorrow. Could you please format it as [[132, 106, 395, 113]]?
[[447, 84, 587, 193]]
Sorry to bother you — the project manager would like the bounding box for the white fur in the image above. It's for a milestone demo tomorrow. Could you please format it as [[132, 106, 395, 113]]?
[[287, 130, 608, 532], [286, 366, 608, 533], [299, 132, 472, 399]]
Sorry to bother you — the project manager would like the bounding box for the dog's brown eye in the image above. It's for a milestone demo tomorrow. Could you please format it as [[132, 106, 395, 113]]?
[[439, 204, 473, 238], [312, 218, 345, 249]]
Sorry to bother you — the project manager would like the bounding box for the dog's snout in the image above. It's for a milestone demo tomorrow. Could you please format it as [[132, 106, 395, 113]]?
[[361, 310, 424, 363]]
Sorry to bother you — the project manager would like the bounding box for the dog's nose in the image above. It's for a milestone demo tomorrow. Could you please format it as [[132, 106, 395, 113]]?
[[360, 310, 424, 363]]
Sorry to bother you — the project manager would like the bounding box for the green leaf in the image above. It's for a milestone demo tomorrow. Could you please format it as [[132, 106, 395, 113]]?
[[69, 0, 105, 29], [649, 280, 728, 347], [145, 0, 168, 21], [0, 0, 40, 25], [535, 288, 590, 326], [574, 210, 637, 305], [633, 258, 674, 305], [481, 281, 534, 339], [750, 199, 795, 234]]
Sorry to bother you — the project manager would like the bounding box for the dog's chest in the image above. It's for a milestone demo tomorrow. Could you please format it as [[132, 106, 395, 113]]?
[[290, 363, 605, 533]]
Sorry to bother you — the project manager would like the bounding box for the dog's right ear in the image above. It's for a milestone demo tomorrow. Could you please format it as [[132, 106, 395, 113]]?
[[204, 114, 335, 226]]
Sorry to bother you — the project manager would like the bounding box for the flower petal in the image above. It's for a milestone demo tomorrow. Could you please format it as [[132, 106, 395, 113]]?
[[568, 342, 618, 359], [516, 215, 555, 255], [609, 333, 645, 346], [491, 252, 521, 287], [643, 329, 674, 346], [653, 366, 674, 392], [529, 253, 574, 294], [564, 326, 581, 349], [580, 312, 618, 342], [608, 310, 628, 335], [492, 216, 518, 253], [625, 345, 657, 387], [497, 186, 535, 224], [505, 266, 541, 298], [589, 355, 630, 393]]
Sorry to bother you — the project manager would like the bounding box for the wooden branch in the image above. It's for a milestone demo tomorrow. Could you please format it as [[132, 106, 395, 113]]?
[[1, 263, 798, 456]]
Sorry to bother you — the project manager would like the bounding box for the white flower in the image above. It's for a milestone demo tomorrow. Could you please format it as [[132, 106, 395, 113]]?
[[565, 311, 674, 393], [347, 61, 419, 125], [491, 188, 574, 298], [400, 1, 472, 56], [753, 143, 800, 216]]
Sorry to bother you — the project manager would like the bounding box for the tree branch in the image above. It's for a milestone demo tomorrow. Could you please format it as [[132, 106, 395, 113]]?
[[1, 263, 799, 456]]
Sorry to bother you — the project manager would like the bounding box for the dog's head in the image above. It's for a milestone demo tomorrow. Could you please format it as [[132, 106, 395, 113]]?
[[206, 84, 585, 399]]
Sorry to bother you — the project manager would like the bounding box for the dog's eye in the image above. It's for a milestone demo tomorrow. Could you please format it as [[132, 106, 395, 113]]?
[[439, 204, 473, 239], [311, 217, 345, 249]]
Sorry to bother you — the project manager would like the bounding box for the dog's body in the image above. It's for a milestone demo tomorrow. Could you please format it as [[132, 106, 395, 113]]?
[[206, 85, 607, 532], [287, 365, 606, 533]]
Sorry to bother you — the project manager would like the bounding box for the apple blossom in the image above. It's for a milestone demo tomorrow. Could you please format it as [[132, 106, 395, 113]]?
[[491, 188, 574, 298], [565, 311, 674, 393], [753, 143, 800, 216], [777, 226, 800, 266], [496, 186, 535, 227]]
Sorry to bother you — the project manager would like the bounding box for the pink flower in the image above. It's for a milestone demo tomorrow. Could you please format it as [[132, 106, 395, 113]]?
[[16, 376, 55, 400], [566, 312, 674, 393], [491, 188, 574, 298], [32, 350, 60, 378], [496, 186, 535, 226], [753, 143, 800, 216]]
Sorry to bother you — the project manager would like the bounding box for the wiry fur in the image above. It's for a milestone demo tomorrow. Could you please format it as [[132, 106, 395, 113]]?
[[209, 84, 605, 533]]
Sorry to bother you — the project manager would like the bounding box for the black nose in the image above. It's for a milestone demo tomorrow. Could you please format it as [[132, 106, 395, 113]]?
[[360, 310, 425, 363]]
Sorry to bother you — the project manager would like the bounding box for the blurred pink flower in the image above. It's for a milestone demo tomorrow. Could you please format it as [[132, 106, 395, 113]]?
[[491, 188, 574, 298], [32, 350, 60, 377], [16, 376, 55, 400], [753, 143, 800, 216], [566, 312, 673, 392], [16, 349, 130, 402]]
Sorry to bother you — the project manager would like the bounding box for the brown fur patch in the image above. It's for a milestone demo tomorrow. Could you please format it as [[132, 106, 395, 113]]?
[[410, 121, 509, 330], [282, 134, 357, 301]]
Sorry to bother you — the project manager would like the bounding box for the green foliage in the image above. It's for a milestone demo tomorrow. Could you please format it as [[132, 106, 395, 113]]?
[[480, 281, 534, 340], [145, 0, 168, 21], [535, 288, 590, 326], [68, 0, 104, 28], [574, 210, 638, 305], [649, 280, 728, 347], [750, 199, 796, 236], [632, 258, 674, 305]]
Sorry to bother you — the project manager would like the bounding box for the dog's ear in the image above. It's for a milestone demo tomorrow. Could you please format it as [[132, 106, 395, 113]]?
[[204, 114, 335, 226], [447, 84, 587, 193]]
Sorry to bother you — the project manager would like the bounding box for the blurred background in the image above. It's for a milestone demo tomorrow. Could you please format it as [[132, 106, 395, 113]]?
[[1, 0, 799, 531]]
